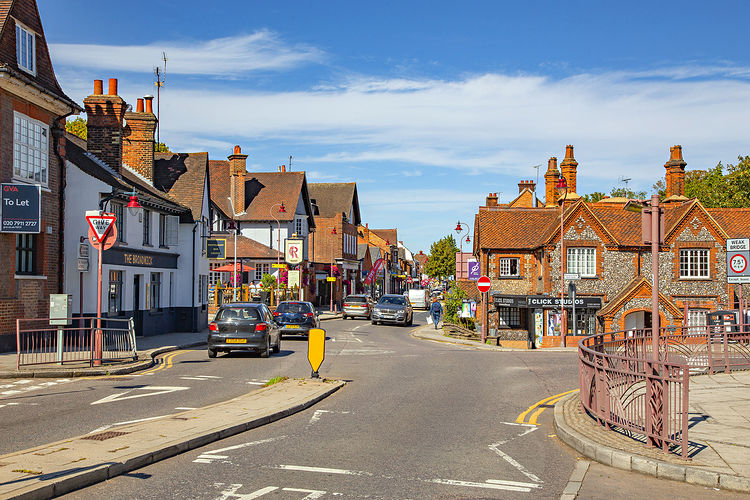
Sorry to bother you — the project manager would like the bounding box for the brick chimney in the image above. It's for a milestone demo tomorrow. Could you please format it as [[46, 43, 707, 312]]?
[[123, 95, 157, 183], [84, 79, 127, 173], [544, 157, 560, 207], [518, 180, 535, 193], [559, 145, 578, 195], [664, 145, 688, 200], [362, 223, 370, 243], [486, 192, 498, 207], [228, 145, 248, 215]]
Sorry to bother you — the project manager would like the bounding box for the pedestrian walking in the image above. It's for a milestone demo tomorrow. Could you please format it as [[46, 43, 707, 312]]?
[[429, 297, 443, 330]]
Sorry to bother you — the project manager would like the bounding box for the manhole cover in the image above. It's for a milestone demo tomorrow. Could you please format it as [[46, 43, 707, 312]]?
[[82, 431, 130, 441]]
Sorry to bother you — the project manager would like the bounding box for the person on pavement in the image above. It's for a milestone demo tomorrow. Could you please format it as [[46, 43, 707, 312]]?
[[429, 297, 443, 330]]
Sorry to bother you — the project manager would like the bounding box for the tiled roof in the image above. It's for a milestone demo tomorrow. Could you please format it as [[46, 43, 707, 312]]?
[[706, 208, 750, 238], [220, 234, 282, 260], [154, 152, 208, 221], [308, 182, 361, 224], [208, 160, 231, 216], [0, 1, 11, 35], [476, 208, 559, 249], [371, 229, 397, 245], [587, 205, 642, 246]]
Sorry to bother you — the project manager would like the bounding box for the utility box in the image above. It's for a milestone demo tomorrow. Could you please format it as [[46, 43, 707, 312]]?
[[50, 294, 72, 326]]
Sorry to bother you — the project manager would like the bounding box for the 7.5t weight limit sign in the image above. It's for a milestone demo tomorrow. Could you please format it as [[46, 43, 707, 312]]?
[[727, 238, 750, 283]]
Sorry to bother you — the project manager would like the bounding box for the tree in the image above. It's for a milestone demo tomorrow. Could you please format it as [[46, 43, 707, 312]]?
[[65, 117, 87, 140], [155, 142, 171, 153], [582, 191, 606, 203], [610, 187, 646, 199], [681, 156, 750, 208], [423, 235, 459, 280]]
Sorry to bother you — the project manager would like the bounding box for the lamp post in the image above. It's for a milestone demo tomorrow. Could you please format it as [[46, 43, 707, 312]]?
[[555, 177, 568, 347], [454, 221, 471, 254], [330, 227, 337, 312], [94, 188, 141, 366], [226, 197, 247, 302], [270, 203, 286, 303]]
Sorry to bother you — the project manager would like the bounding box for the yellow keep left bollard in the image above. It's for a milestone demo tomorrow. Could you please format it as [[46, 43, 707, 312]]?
[[307, 328, 326, 379]]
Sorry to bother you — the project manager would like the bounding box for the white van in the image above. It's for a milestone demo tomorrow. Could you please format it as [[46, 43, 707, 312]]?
[[407, 288, 430, 310]]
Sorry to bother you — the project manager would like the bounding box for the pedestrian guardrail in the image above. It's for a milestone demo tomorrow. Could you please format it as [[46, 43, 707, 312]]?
[[579, 323, 750, 460], [16, 317, 137, 369]]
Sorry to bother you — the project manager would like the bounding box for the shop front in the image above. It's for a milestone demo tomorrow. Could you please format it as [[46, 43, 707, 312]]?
[[526, 295, 602, 348]]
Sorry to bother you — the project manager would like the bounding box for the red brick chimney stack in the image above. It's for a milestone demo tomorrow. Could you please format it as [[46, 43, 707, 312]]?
[[664, 145, 688, 201], [228, 145, 248, 215], [544, 157, 560, 207], [123, 95, 157, 183], [84, 78, 127, 173], [518, 180, 535, 193], [486, 192, 498, 207], [559, 145, 578, 195]]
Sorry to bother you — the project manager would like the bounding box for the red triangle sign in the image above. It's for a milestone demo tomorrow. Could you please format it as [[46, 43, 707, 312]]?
[[86, 213, 116, 243]]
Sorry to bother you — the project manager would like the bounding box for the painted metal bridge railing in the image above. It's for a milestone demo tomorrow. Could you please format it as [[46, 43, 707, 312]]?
[[578, 323, 750, 459]]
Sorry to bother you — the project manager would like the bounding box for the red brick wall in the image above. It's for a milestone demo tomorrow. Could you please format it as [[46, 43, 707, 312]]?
[[122, 111, 156, 181]]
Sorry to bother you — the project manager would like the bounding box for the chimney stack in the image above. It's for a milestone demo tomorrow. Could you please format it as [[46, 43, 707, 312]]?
[[123, 95, 157, 183], [228, 145, 248, 215], [518, 180, 535, 193], [544, 157, 560, 207], [664, 145, 688, 201], [486, 192, 498, 207], [84, 78, 127, 173], [559, 145, 578, 195]]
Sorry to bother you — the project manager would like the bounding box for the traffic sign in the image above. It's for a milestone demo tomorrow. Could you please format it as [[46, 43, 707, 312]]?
[[477, 275, 491, 293], [85, 212, 116, 243], [730, 254, 748, 274], [564, 273, 580, 281], [307, 328, 326, 378], [88, 224, 117, 250]]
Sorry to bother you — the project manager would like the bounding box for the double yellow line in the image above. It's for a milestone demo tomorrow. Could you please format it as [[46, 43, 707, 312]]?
[[516, 389, 579, 426], [138, 350, 188, 375]]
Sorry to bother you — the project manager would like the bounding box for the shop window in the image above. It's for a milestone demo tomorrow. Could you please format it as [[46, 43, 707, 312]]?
[[15, 234, 36, 275], [150, 272, 161, 310], [498, 307, 520, 328], [13, 112, 48, 185], [112, 202, 125, 242], [680, 249, 709, 279], [255, 263, 270, 281], [566, 310, 596, 336], [108, 270, 123, 316], [567, 247, 596, 277], [688, 309, 708, 333], [498, 258, 519, 277]]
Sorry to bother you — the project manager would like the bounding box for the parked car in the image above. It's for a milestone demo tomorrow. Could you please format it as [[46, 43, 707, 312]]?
[[343, 294, 374, 320], [273, 301, 319, 337], [208, 303, 280, 358], [407, 288, 430, 310], [371, 294, 413, 326]]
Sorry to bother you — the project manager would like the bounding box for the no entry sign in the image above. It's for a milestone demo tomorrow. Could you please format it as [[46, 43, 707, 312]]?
[[477, 275, 491, 293]]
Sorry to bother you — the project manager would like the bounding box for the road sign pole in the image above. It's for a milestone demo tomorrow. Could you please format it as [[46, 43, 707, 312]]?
[[94, 241, 103, 366]]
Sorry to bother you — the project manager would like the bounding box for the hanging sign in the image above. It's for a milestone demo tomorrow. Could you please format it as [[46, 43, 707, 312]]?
[[285, 238, 304, 265]]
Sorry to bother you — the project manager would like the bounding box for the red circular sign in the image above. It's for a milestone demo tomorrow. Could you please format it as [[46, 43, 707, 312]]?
[[477, 275, 491, 293], [730, 254, 747, 274]]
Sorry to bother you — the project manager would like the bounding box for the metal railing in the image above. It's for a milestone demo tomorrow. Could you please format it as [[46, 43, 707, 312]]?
[[16, 317, 137, 369], [579, 323, 750, 459]]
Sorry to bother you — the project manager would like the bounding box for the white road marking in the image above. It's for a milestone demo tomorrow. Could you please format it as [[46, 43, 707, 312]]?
[[308, 409, 350, 425], [353, 337, 363, 343], [194, 436, 287, 464], [428, 478, 537, 493], [181, 375, 223, 380], [180, 377, 210, 380], [282, 487, 327, 499], [275, 465, 370, 476], [14, 380, 32, 385], [488, 422, 543, 484], [175, 407, 197, 410], [1, 390, 22, 395], [89, 414, 171, 433], [38, 382, 58, 386], [337, 348, 394, 355], [216, 484, 278, 499], [90, 386, 190, 405], [246, 381, 266, 385]]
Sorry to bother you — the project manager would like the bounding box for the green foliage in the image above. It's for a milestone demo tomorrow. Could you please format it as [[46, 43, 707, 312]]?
[[681, 157, 750, 208], [264, 376, 288, 386], [261, 273, 277, 291], [444, 281, 472, 328], [65, 117, 87, 140], [610, 187, 647, 199], [155, 142, 171, 153], [423, 235, 459, 280], [582, 191, 606, 203]]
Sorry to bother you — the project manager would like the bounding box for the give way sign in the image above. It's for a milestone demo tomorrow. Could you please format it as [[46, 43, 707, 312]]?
[[86, 212, 116, 243]]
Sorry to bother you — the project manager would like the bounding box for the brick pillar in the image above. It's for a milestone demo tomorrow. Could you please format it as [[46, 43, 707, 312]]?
[[84, 79, 127, 173], [665, 145, 687, 199], [123, 96, 157, 183], [560, 145, 578, 195], [228, 146, 248, 215], [544, 157, 560, 207]]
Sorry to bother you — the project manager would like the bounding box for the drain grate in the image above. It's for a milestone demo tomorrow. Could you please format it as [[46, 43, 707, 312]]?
[[82, 431, 130, 441]]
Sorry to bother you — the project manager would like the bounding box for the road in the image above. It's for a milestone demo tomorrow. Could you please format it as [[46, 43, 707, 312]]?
[[1, 313, 737, 498]]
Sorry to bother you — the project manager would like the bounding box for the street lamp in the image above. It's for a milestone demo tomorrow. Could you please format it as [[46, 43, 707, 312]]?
[[556, 176, 568, 347], [227, 197, 247, 302], [270, 202, 286, 304], [330, 227, 337, 312], [454, 221, 471, 253]]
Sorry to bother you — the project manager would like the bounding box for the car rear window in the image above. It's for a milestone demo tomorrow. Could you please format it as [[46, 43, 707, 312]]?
[[217, 307, 260, 320], [379, 296, 405, 305], [276, 302, 312, 314], [345, 296, 367, 303]]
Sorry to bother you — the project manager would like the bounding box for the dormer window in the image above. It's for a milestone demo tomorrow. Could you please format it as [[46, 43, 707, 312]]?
[[15, 22, 35, 75]]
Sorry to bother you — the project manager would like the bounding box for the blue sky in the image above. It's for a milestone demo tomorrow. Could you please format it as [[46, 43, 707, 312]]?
[[39, 1, 750, 253]]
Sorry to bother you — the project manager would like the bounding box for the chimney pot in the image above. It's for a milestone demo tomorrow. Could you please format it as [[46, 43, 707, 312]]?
[[234, 145, 241, 155], [281, 165, 286, 172], [93, 80, 103, 95], [108, 78, 118, 96], [136, 98, 144, 113], [143, 95, 153, 114], [565, 145, 574, 158]]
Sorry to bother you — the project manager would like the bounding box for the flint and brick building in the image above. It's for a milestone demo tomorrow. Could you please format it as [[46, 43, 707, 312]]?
[[474, 145, 750, 348]]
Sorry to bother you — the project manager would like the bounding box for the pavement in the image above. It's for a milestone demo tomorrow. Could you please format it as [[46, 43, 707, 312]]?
[[410, 324, 578, 352]]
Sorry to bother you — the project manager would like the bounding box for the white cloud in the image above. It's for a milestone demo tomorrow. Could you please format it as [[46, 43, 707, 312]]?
[[49, 31, 324, 75]]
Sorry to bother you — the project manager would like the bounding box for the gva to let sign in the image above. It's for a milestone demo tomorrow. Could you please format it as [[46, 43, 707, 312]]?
[[0, 183, 41, 234]]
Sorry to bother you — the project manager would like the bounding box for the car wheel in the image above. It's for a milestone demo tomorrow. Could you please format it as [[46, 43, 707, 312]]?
[[208, 348, 217, 358], [260, 338, 270, 358], [272, 337, 281, 354], [343, 315, 347, 320], [407, 316, 413, 326]]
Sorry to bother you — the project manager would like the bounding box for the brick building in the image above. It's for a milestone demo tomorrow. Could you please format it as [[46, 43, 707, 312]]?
[[473, 145, 750, 348], [0, 0, 81, 350]]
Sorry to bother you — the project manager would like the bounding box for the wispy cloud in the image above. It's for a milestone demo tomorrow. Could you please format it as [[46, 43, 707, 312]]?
[[49, 31, 324, 76]]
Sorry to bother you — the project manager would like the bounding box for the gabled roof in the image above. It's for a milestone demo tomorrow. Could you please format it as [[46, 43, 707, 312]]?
[[664, 199, 729, 244], [597, 276, 683, 320], [707, 208, 750, 238], [371, 229, 397, 245], [476, 208, 558, 249], [208, 160, 231, 217], [154, 152, 208, 221], [223, 234, 282, 260], [308, 182, 361, 225], [0, 0, 80, 111], [357, 243, 369, 260], [543, 200, 619, 247]]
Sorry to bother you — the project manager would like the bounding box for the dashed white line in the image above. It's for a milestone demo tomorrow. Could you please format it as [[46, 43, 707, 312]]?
[[89, 414, 171, 433], [428, 478, 539, 493], [1, 390, 22, 395], [194, 436, 286, 464], [175, 407, 197, 410], [275, 465, 370, 476]]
